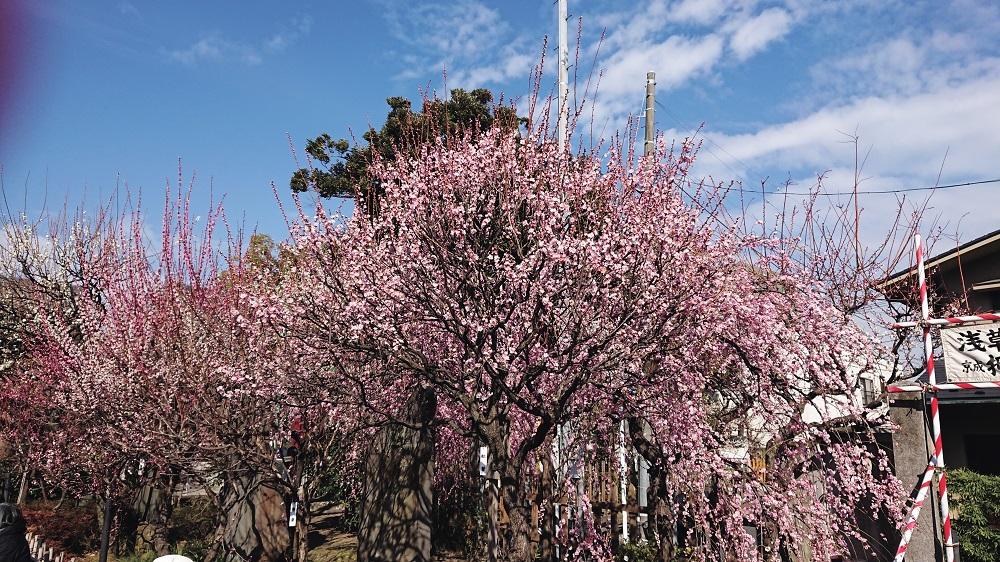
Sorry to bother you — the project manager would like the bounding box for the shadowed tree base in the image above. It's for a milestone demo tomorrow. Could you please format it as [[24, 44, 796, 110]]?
[[357, 387, 436, 562]]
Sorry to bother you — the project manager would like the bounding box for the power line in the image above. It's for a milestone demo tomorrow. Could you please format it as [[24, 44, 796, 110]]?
[[704, 177, 1000, 197], [772, 178, 1000, 196]]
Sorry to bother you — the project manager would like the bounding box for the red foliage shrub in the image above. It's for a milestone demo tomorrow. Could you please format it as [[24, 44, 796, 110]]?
[[21, 502, 101, 555]]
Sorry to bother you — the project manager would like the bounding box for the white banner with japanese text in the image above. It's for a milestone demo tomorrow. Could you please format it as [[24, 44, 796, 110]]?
[[941, 322, 1000, 382]]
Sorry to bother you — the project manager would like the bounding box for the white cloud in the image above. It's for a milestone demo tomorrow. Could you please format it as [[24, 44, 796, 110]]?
[[380, 0, 541, 91], [808, 32, 1000, 102], [681, 71, 1000, 241], [165, 35, 262, 66], [381, 0, 799, 109], [118, 1, 140, 18], [450, 51, 535, 89], [671, 0, 732, 25], [602, 34, 725, 96], [570, 1, 806, 129], [728, 8, 793, 61], [265, 15, 313, 52], [164, 16, 312, 66], [385, 1, 507, 61], [599, 0, 672, 51], [698, 75, 1000, 177]]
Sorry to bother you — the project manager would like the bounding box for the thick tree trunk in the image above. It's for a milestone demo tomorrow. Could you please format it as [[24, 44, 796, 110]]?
[[211, 475, 291, 562], [294, 480, 310, 562], [357, 387, 436, 562], [150, 475, 176, 556], [481, 416, 537, 562], [537, 454, 556, 562], [98, 499, 114, 562], [504, 497, 534, 562], [627, 418, 678, 561]]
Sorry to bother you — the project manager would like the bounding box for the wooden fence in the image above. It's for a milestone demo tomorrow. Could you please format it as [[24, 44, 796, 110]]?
[[26, 532, 77, 562], [490, 451, 653, 546]]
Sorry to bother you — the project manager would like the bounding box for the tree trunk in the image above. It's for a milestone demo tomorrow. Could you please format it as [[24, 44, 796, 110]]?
[[537, 454, 556, 562], [486, 475, 499, 562], [504, 496, 534, 562], [481, 416, 536, 562], [150, 475, 177, 556], [98, 498, 114, 562], [294, 479, 310, 562], [213, 475, 291, 562], [627, 418, 678, 561], [357, 387, 436, 562]]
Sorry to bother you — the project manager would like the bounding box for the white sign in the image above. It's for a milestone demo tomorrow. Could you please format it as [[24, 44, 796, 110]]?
[[478, 446, 489, 476], [288, 501, 298, 527], [941, 322, 1000, 382]]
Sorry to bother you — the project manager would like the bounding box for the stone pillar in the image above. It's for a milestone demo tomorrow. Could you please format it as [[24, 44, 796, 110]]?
[[889, 392, 942, 561]]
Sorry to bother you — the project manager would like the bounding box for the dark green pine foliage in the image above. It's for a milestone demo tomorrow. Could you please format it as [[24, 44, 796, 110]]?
[[290, 88, 522, 210]]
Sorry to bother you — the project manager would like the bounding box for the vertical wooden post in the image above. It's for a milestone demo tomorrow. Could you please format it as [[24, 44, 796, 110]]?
[[17, 469, 30, 504], [617, 420, 630, 544]]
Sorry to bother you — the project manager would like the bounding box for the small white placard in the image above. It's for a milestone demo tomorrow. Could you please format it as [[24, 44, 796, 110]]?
[[288, 501, 298, 527], [478, 446, 489, 476]]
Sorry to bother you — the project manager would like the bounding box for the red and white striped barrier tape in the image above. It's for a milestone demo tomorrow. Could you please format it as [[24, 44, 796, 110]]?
[[891, 313, 1000, 329], [888, 381, 1000, 393]]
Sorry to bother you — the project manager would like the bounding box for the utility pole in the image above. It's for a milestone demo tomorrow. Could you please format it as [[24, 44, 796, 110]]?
[[644, 71, 656, 156], [557, 0, 569, 152]]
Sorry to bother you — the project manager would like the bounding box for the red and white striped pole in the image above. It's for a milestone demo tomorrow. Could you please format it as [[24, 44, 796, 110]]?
[[916, 234, 956, 562], [894, 458, 937, 562]]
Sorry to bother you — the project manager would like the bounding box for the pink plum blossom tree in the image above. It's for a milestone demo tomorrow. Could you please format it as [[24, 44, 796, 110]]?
[[282, 118, 907, 561]]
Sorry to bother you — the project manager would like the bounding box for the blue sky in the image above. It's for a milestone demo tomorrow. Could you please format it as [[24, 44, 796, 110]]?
[[1, 0, 998, 248]]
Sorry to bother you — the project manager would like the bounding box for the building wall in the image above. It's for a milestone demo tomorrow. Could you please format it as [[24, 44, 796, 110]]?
[[934, 252, 1000, 313]]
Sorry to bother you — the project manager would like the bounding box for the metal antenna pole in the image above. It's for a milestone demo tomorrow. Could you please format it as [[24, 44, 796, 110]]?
[[557, 0, 568, 152], [644, 71, 656, 156]]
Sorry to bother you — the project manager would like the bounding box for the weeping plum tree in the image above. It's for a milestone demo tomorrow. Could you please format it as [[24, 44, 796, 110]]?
[[282, 115, 907, 561]]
